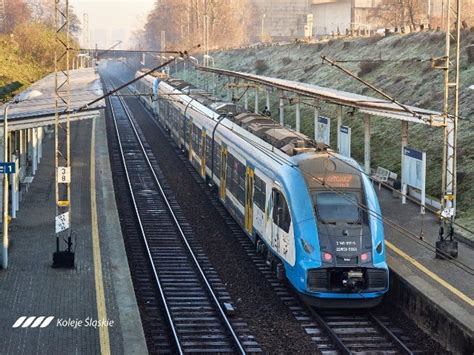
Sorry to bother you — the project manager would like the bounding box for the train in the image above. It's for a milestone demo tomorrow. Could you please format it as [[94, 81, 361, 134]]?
[[132, 69, 389, 308]]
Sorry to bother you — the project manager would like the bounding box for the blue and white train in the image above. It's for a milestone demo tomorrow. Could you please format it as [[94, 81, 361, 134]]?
[[134, 70, 389, 308]]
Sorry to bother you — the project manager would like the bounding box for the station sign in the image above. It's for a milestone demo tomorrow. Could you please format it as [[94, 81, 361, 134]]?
[[339, 125, 351, 157], [402, 147, 425, 190], [402, 146, 426, 213], [0, 162, 15, 174], [316, 116, 330, 145]]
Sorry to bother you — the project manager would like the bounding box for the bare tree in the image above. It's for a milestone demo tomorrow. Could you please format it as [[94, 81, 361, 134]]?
[[371, 0, 425, 29], [143, 0, 254, 51], [2, 0, 31, 33]]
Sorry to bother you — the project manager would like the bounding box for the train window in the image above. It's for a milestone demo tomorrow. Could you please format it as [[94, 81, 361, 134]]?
[[314, 192, 360, 224], [232, 158, 240, 200], [226, 154, 234, 192], [254, 175, 266, 211], [236, 161, 245, 205], [214, 143, 221, 177], [272, 189, 291, 233], [205, 136, 212, 168], [192, 125, 201, 152]]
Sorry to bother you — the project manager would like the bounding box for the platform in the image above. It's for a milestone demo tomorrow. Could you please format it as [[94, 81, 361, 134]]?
[[379, 187, 474, 353], [0, 117, 147, 354]]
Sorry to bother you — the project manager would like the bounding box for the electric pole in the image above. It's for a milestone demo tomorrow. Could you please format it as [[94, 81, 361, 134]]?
[[53, 0, 74, 267], [434, 0, 461, 258], [0, 0, 6, 32]]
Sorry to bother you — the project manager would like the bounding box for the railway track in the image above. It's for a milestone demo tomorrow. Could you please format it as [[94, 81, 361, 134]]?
[[105, 79, 259, 354], [308, 307, 417, 354], [129, 91, 427, 355]]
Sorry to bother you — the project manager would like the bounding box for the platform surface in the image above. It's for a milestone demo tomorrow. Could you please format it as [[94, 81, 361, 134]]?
[[0, 117, 147, 354], [379, 187, 474, 332]]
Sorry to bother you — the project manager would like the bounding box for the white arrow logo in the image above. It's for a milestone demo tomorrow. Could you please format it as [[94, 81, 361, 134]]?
[[12, 316, 55, 328]]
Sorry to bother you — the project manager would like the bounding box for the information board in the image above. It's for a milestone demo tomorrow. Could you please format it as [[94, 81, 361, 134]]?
[[316, 116, 330, 145], [55, 212, 70, 234], [339, 125, 351, 157], [402, 147, 426, 213]]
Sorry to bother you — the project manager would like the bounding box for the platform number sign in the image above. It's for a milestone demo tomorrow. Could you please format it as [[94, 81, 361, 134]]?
[[55, 212, 70, 233], [0, 162, 15, 174], [57, 167, 71, 184]]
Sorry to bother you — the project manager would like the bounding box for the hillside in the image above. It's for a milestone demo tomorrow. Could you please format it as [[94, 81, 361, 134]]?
[[192, 31, 474, 230]]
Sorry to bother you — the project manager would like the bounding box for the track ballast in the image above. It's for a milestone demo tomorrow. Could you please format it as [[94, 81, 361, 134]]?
[[105, 79, 260, 354]]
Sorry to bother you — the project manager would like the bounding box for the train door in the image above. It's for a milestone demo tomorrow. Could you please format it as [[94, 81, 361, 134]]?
[[244, 166, 254, 234], [219, 146, 227, 200], [271, 187, 292, 261], [200, 129, 206, 177]]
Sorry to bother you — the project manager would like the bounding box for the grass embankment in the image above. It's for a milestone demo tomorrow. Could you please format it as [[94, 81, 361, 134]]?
[[0, 23, 76, 100], [0, 34, 48, 100], [191, 32, 474, 230]]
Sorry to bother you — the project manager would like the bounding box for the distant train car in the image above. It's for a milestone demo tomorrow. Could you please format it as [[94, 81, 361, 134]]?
[[133, 71, 389, 308]]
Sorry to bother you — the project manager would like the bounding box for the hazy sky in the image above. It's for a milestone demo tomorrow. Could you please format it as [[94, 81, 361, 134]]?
[[71, 0, 155, 49]]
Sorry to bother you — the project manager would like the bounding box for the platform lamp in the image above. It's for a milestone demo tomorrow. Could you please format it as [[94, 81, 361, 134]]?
[[2, 90, 43, 269], [189, 56, 199, 83]]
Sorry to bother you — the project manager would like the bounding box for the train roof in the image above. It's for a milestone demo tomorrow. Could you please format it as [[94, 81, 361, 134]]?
[[232, 112, 327, 157], [157, 75, 329, 158]]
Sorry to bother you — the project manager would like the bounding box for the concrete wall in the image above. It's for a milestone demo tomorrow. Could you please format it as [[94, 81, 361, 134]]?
[[252, 0, 311, 40]]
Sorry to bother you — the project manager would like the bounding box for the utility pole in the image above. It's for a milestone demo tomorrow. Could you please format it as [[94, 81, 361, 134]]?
[[82, 13, 90, 66], [53, 0, 74, 268], [160, 30, 166, 67], [433, 0, 461, 258], [204, 0, 209, 67]]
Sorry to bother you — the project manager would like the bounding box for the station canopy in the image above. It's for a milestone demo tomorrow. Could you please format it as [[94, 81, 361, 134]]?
[[197, 66, 443, 126], [0, 68, 105, 131]]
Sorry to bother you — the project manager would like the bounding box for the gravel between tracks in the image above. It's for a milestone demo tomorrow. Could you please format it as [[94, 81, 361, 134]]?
[[124, 96, 321, 354]]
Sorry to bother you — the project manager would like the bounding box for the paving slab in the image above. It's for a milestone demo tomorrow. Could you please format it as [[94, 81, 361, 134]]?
[[0, 117, 147, 355]]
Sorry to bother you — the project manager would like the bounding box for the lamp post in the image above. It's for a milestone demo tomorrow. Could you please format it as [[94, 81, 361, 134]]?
[[189, 56, 199, 83], [203, 54, 215, 93], [177, 57, 186, 81], [168, 56, 177, 74], [2, 90, 42, 269], [261, 14, 266, 43]]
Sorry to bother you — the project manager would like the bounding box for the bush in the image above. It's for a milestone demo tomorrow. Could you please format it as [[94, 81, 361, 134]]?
[[254, 59, 269, 74], [467, 44, 474, 64], [358, 60, 381, 76], [281, 56, 292, 65]]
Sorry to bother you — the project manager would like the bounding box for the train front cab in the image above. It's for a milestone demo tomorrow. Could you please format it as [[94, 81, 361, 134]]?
[[289, 154, 389, 308]]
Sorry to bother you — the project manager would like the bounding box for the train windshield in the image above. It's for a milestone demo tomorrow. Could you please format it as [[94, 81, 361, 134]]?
[[314, 192, 360, 224]]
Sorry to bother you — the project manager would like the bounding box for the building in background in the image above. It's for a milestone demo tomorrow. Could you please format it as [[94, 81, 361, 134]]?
[[250, 0, 467, 41], [252, 0, 310, 41], [251, 0, 378, 39]]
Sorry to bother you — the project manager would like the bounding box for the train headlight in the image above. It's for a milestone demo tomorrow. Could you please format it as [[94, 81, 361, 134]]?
[[322, 252, 333, 262], [301, 239, 314, 254], [360, 252, 371, 263]]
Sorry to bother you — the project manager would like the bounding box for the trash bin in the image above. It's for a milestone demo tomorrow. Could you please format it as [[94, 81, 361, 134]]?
[[392, 179, 401, 198]]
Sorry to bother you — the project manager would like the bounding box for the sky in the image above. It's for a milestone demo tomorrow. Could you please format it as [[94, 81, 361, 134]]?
[[70, 0, 155, 49]]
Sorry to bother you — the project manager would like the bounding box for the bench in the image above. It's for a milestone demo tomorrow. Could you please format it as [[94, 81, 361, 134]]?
[[21, 176, 34, 193], [372, 167, 398, 190]]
